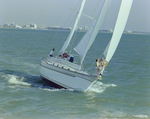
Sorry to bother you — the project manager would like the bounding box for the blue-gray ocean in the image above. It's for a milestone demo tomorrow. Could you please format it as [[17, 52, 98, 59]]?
[[0, 28, 150, 119]]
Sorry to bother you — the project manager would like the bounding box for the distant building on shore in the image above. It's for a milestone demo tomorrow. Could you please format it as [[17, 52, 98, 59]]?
[[77, 26, 88, 31], [15, 25, 22, 28], [23, 24, 37, 29], [30, 24, 37, 29], [3, 23, 10, 27]]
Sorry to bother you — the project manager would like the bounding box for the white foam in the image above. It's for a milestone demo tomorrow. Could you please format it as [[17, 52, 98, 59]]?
[[39, 87, 60, 91], [1, 112, 12, 119], [88, 81, 117, 93], [7, 75, 31, 86], [97, 110, 127, 118], [39, 87, 73, 92], [38, 81, 116, 93], [133, 115, 148, 118]]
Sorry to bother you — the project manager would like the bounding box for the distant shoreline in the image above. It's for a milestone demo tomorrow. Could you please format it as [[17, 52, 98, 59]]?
[[0, 27, 149, 35]]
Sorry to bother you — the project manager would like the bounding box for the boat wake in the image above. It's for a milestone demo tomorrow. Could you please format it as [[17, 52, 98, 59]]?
[[7, 74, 31, 86], [0, 71, 38, 87], [38, 81, 117, 93], [133, 115, 148, 118], [33, 76, 117, 93], [88, 81, 117, 93], [39, 87, 74, 92], [1, 71, 116, 93]]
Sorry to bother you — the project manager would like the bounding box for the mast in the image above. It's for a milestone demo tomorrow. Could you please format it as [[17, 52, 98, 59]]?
[[104, 0, 133, 62], [60, 0, 86, 54], [74, 0, 112, 69]]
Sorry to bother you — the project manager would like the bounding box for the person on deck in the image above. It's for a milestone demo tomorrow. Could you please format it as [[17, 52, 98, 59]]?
[[96, 57, 108, 76], [50, 48, 55, 57], [62, 52, 69, 58], [69, 54, 74, 63], [96, 58, 103, 76], [59, 55, 63, 59], [100, 57, 106, 67]]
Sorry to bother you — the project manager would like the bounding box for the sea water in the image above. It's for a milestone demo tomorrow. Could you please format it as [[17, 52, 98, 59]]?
[[0, 28, 150, 119]]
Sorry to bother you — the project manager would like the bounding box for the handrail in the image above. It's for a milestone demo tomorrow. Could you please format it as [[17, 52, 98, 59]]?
[[43, 56, 80, 70]]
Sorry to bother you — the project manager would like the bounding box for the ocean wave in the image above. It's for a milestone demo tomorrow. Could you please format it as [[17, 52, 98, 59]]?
[[39, 87, 73, 92], [0, 112, 12, 119], [133, 115, 148, 118], [7, 74, 31, 86], [88, 81, 117, 93], [38, 81, 117, 93]]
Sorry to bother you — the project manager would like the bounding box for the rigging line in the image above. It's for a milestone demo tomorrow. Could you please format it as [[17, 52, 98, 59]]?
[[55, 0, 71, 28], [67, 7, 93, 20], [91, 0, 105, 20], [63, 0, 81, 28], [61, 0, 82, 32], [53, 0, 79, 46], [66, 0, 103, 55], [63, 0, 84, 54], [87, 54, 103, 74], [100, 0, 112, 30], [68, 29, 78, 54], [83, 0, 106, 73], [49, 0, 80, 55], [49, 0, 70, 48], [88, 0, 108, 72]]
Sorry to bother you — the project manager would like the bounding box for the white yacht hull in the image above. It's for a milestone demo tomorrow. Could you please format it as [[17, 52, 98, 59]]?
[[39, 58, 98, 92]]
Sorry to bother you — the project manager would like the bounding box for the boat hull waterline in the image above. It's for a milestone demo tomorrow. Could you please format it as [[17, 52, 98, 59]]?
[[40, 59, 98, 92]]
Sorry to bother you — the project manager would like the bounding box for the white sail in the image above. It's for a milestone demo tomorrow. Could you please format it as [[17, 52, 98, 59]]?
[[74, 0, 112, 66], [105, 0, 133, 62], [60, 0, 86, 54]]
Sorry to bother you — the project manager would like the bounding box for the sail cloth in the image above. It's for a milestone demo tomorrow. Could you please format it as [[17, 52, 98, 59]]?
[[104, 0, 133, 62], [74, 0, 112, 66], [60, 0, 86, 54]]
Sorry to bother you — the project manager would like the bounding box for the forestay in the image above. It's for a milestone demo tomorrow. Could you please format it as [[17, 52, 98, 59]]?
[[74, 0, 112, 67], [60, 0, 86, 54]]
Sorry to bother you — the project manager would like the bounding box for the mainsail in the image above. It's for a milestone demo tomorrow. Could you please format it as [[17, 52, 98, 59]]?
[[60, 0, 86, 54], [74, 0, 112, 67], [104, 0, 133, 62]]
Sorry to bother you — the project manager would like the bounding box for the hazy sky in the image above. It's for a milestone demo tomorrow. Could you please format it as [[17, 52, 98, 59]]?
[[0, 0, 150, 32]]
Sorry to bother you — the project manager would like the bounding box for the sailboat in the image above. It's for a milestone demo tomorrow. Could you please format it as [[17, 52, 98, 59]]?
[[39, 0, 133, 92]]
